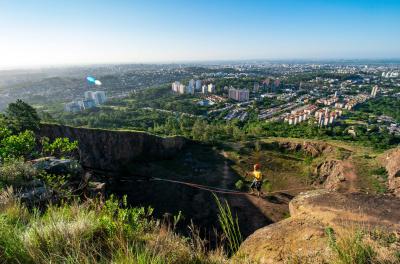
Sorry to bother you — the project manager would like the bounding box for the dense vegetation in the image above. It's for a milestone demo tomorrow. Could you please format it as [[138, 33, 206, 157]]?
[[356, 96, 400, 123], [39, 85, 400, 150]]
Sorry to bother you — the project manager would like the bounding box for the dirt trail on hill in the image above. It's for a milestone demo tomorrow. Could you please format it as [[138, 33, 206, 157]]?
[[340, 159, 358, 193]]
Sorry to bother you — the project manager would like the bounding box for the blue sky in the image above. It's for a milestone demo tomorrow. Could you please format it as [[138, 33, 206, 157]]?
[[0, 0, 399, 68]]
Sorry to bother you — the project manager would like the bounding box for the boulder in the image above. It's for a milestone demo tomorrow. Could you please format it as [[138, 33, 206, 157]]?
[[236, 190, 400, 263], [31, 157, 82, 177], [19, 186, 53, 204]]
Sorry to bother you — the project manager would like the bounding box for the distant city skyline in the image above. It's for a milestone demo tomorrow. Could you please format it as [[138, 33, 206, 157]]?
[[1, 0, 400, 69]]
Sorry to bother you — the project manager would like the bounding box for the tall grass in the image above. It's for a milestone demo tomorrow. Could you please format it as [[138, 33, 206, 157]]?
[[326, 227, 375, 264], [326, 226, 400, 264], [213, 194, 242, 256], [0, 189, 227, 264]]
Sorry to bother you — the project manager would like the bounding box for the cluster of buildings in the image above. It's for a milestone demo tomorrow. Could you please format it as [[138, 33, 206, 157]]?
[[283, 87, 374, 126], [224, 108, 248, 121], [172, 81, 193, 95], [316, 96, 339, 106], [381, 71, 399, 78], [65, 91, 107, 112], [172, 79, 250, 102], [284, 105, 318, 125], [261, 78, 281, 93], [171, 79, 215, 95], [198, 94, 226, 106], [314, 108, 343, 127]]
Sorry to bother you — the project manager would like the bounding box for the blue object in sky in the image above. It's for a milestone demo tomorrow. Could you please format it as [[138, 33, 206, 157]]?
[[86, 76, 96, 84]]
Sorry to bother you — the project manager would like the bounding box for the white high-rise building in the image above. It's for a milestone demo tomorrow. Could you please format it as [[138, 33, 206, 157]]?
[[92, 91, 107, 105], [195, 80, 202, 90], [83, 90, 107, 105], [208, 83, 215, 93], [202, 85, 208, 94], [172, 81, 181, 93], [228, 88, 249, 101], [178, 84, 186, 94], [186, 84, 194, 95], [65, 101, 81, 112], [84, 91, 94, 100], [371, 85, 378, 98], [188, 79, 195, 92]]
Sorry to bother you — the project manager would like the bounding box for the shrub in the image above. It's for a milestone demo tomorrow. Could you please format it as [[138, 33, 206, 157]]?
[[0, 159, 38, 186], [41, 137, 79, 158], [0, 130, 36, 160], [235, 180, 244, 190]]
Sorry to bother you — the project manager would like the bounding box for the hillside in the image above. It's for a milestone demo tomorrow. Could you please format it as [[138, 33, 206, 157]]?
[[237, 190, 400, 263], [1, 111, 399, 263]]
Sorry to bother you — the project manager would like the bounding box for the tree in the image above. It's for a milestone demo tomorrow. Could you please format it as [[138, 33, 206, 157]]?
[[5, 100, 41, 132], [0, 130, 36, 160]]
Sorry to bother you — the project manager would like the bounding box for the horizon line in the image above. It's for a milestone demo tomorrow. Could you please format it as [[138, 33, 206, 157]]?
[[2, 57, 400, 71]]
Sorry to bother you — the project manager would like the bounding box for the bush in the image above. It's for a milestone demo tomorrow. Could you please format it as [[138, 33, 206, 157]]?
[[235, 180, 244, 190], [41, 137, 79, 158], [0, 130, 36, 160], [0, 159, 38, 186]]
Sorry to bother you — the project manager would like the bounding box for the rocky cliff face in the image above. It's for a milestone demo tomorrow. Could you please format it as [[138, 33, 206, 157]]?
[[314, 160, 346, 190], [38, 124, 187, 171], [236, 190, 400, 263], [276, 141, 335, 157], [382, 148, 400, 197]]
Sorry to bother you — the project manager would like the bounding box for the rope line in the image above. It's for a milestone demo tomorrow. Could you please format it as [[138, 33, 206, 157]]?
[[151, 177, 314, 196]]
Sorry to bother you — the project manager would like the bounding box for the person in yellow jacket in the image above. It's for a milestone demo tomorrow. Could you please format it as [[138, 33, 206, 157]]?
[[248, 163, 263, 197]]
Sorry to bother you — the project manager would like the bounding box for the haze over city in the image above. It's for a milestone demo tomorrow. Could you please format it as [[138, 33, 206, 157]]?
[[1, 0, 400, 69]]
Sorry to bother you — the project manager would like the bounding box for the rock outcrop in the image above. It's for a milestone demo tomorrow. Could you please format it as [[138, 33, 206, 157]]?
[[38, 124, 187, 171], [314, 160, 346, 190], [31, 157, 82, 177], [236, 190, 400, 263], [275, 141, 335, 157], [381, 148, 400, 197]]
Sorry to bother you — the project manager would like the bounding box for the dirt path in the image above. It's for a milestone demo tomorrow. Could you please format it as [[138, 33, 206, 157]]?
[[339, 159, 359, 193]]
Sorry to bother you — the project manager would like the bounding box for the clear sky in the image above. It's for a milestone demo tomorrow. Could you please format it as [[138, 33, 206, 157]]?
[[1, 0, 399, 68]]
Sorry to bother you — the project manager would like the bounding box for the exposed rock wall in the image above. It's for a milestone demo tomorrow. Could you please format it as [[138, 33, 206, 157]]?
[[314, 159, 346, 190], [382, 148, 400, 197], [38, 124, 187, 171], [270, 141, 335, 157]]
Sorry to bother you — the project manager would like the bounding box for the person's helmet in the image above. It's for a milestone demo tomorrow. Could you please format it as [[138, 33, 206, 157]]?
[[254, 163, 261, 170]]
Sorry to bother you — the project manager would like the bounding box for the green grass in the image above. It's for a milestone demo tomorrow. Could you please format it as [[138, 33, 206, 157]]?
[[325, 226, 400, 264], [0, 190, 227, 264], [213, 194, 243, 256], [326, 227, 375, 264]]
